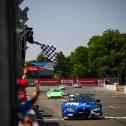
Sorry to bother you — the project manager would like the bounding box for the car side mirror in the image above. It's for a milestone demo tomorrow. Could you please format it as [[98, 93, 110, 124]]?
[[62, 100, 67, 103], [96, 99, 101, 103]]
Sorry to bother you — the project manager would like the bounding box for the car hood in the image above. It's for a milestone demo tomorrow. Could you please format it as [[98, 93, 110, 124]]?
[[48, 91, 64, 94], [64, 102, 99, 108]]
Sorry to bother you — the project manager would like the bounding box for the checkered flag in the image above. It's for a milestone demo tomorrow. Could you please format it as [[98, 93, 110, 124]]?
[[32, 42, 58, 66], [40, 44, 58, 66]]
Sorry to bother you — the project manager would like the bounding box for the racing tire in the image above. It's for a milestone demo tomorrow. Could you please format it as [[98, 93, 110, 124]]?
[[62, 111, 64, 117], [62, 112, 68, 120], [99, 115, 105, 119], [63, 116, 69, 120]]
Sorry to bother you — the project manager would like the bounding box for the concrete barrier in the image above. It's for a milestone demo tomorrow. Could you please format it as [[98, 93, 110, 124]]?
[[116, 85, 124, 92], [104, 84, 126, 93], [124, 86, 126, 93], [104, 84, 117, 91]]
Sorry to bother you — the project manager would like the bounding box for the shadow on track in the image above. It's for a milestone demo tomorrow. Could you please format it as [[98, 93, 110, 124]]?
[[35, 109, 61, 126]]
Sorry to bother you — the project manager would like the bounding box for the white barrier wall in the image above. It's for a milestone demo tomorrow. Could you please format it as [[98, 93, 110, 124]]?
[[124, 86, 126, 93], [104, 84, 117, 91]]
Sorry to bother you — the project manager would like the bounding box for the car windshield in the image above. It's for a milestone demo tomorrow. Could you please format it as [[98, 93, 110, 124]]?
[[51, 89, 61, 92], [69, 96, 94, 103]]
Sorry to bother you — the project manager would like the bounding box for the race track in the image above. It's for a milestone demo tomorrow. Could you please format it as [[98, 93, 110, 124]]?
[[27, 86, 126, 126]]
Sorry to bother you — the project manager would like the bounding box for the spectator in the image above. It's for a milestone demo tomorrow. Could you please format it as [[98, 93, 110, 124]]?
[[17, 79, 28, 102], [17, 79, 40, 126]]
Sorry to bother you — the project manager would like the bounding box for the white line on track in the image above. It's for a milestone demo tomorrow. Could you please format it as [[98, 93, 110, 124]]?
[[37, 118, 64, 121], [105, 116, 126, 119], [107, 106, 120, 109], [36, 116, 126, 121]]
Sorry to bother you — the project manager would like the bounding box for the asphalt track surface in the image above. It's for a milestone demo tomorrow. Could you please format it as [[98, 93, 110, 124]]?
[[27, 86, 126, 126]]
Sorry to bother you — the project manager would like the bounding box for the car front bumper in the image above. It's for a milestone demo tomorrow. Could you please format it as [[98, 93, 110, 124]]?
[[63, 109, 103, 119]]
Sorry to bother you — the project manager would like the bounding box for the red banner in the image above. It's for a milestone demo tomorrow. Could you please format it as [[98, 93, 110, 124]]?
[[77, 79, 98, 86], [26, 66, 41, 71], [60, 79, 74, 86], [34, 78, 98, 86], [35, 79, 59, 86]]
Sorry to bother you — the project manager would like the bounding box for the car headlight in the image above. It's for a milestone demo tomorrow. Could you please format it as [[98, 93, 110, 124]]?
[[92, 107, 101, 111]]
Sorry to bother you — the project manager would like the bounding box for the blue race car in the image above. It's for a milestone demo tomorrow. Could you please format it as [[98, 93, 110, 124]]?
[[61, 94, 103, 119]]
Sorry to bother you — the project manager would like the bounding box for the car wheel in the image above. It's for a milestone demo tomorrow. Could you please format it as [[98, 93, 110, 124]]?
[[99, 115, 105, 119], [62, 112, 68, 120], [62, 111, 64, 117], [63, 116, 69, 120]]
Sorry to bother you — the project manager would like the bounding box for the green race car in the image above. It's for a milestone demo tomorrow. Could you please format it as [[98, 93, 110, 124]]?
[[47, 89, 64, 98]]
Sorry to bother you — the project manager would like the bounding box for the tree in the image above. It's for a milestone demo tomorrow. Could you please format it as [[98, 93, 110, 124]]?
[[25, 60, 37, 66], [55, 51, 71, 78], [36, 53, 48, 62], [71, 63, 88, 78], [88, 29, 126, 84], [69, 46, 89, 78], [70, 46, 88, 66]]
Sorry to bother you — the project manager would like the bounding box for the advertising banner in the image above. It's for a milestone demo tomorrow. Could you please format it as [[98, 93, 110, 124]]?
[[34, 79, 59, 86], [60, 79, 74, 86], [26, 66, 41, 71], [31, 62, 54, 77], [77, 79, 98, 86], [34, 78, 98, 86]]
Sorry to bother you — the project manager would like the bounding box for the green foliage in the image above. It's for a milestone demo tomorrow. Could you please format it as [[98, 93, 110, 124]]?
[[25, 53, 48, 66], [55, 52, 72, 78], [70, 46, 88, 66], [25, 59, 37, 66], [36, 53, 48, 62], [69, 46, 89, 78], [71, 63, 88, 78], [88, 29, 126, 84]]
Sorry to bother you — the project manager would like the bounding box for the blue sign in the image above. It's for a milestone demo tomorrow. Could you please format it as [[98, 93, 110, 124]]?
[[31, 62, 48, 66]]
